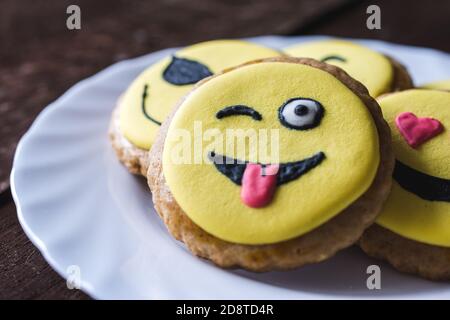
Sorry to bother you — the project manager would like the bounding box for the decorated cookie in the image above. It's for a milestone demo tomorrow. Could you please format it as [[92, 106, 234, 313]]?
[[421, 79, 450, 91], [147, 57, 394, 271], [284, 40, 413, 97], [109, 40, 281, 175], [360, 89, 450, 280]]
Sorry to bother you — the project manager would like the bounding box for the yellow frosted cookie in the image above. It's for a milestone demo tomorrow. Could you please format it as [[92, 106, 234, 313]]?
[[284, 40, 413, 97], [360, 89, 450, 281], [148, 57, 394, 271]]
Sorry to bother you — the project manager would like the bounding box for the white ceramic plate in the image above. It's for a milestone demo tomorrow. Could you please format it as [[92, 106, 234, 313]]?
[[11, 36, 450, 299]]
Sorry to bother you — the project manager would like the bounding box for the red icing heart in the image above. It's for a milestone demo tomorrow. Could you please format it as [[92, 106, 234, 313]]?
[[240, 164, 279, 208], [395, 112, 444, 148]]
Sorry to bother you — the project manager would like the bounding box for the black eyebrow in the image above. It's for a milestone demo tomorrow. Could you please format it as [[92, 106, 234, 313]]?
[[216, 105, 262, 121], [320, 55, 347, 63]]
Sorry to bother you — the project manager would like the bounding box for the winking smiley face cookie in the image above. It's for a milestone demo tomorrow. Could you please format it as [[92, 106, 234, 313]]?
[[148, 57, 394, 271]]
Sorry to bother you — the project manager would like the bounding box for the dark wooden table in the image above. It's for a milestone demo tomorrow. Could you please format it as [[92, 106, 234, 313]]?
[[1, 0, 449, 299]]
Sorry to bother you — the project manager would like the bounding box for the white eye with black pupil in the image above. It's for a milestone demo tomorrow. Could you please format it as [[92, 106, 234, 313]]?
[[278, 98, 324, 130]]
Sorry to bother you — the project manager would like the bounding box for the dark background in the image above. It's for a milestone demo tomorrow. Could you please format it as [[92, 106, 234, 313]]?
[[0, 0, 449, 299]]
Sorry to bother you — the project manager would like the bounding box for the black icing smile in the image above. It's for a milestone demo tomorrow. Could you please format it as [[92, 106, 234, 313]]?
[[208, 151, 325, 186], [393, 160, 450, 202], [141, 84, 162, 126]]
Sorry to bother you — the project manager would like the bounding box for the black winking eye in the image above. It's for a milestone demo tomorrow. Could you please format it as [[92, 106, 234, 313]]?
[[216, 105, 262, 121], [163, 56, 213, 85]]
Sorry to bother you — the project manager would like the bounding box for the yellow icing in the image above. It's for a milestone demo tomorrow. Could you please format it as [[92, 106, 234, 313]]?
[[163, 61, 380, 244], [284, 40, 394, 97], [376, 89, 450, 247], [119, 40, 281, 150], [421, 79, 450, 91]]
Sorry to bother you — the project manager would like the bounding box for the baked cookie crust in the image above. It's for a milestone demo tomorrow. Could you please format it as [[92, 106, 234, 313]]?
[[109, 105, 149, 176], [389, 56, 414, 92], [360, 224, 450, 281], [147, 57, 394, 271]]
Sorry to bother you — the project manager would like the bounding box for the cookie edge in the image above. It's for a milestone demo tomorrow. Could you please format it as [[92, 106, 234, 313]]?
[[360, 224, 450, 281], [109, 102, 149, 176]]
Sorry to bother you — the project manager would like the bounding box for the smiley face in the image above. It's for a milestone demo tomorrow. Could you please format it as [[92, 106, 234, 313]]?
[[162, 60, 380, 244], [118, 40, 281, 150], [284, 40, 394, 97], [376, 89, 450, 247]]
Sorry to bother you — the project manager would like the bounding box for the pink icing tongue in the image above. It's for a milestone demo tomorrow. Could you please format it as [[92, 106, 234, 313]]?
[[240, 163, 279, 208]]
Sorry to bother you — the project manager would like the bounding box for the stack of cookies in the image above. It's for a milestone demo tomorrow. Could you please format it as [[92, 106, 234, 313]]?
[[110, 39, 450, 280]]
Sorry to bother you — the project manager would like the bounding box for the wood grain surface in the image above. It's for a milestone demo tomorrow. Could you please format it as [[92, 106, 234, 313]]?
[[0, 0, 449, 299]]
